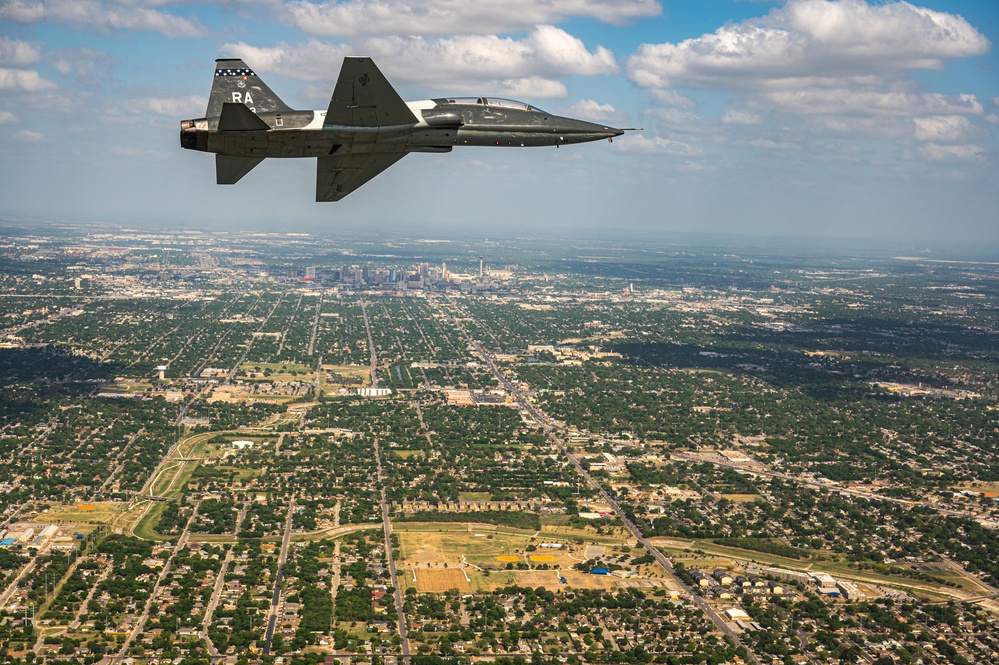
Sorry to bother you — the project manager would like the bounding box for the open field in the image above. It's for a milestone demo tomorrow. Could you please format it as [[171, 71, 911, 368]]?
[[35, 502, 122, 525], [395, 526, 601, 573], [322, 364, 371, 385], [458, 492, 492, 501], [128, 501, 173, 542], [393, 522, 667, 594], [239, 361, 314, 381], [413, 568, 471, 593], [720, 494, 764, 503], [390, 449, 422, 459], [539, 525, 635, 545]]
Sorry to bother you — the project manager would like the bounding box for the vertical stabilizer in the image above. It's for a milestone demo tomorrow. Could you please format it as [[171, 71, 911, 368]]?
[[207, 59, 291, 130]]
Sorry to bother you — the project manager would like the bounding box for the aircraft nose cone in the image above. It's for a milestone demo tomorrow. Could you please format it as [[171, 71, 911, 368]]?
[[556, 116, 625, 144]]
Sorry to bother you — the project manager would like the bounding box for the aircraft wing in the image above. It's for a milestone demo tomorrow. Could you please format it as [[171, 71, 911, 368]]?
[[326, 57, 417, 127], [316, 150, 408, 202]]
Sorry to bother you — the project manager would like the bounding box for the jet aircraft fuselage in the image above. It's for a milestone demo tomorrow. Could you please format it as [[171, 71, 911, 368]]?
[[180, 57, 627, 201]]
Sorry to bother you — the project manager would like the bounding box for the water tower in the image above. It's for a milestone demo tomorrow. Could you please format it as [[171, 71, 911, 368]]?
[[155, 365, 167, 381]]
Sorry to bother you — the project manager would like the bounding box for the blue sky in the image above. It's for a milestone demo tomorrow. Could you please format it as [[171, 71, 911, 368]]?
[[1, 0, 996, 246]]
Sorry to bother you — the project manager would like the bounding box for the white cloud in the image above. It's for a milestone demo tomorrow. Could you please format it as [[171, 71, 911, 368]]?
[[756, 87, 983, 118], [722, 109, 762, 125], [0, 67, 56, 92], [286, 0, 661, 37], [626, 1, 993, 159], [563, 99, 618, 121], [15, 129, 44, 141], [224, 26, 618, 99], [749, 138, 799, 150], [0, 37, 41, 66], [912, 115, 977, 144], [125, 95, 207, 118], [627, 0, 989, 91], [919, 142, 986, 163], [0, 0, 207, 38], [615, 133, 701, 156], [649, 88, 696, 109], [0, 110, 18, 124]]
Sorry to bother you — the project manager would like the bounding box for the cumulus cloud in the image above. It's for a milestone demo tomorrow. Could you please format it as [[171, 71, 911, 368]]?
[[649, 88, 696, 109], [627, 0, 993, 158], [125, 95, 207, 118], [627, 0, 989, 91], [15, 128, 44, 141], [224, 26, 618, 99], [0, 110, 18, 124], [919, 142, 986, 162], [615, 133, 701, 156], [912, 115, 978, 144], [756, 87, 983, 118], [0, 67, 56, 92], [0, 0, 207, 38], [722, 109, 762, 125], [286, 0, 661, 37], [749, 138, 800, 150], [0, 37, 41, 66], [563, 99, 618, 121]]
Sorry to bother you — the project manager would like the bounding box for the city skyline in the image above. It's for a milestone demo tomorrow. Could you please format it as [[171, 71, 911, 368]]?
[[0, 0, 997, 244]]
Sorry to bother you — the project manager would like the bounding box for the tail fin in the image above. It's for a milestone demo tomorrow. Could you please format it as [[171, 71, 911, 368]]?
[[207, 58, 291, 130]]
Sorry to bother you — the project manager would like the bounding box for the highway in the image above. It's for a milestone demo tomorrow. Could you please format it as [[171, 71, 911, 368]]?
[[374, 439, 412, 665], [458, 323, 762, 665], [263, 498, 296, 656], [361, 300, 379, 388]]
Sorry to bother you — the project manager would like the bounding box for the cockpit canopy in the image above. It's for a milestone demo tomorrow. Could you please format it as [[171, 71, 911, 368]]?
[[436, 97, 548, 114]]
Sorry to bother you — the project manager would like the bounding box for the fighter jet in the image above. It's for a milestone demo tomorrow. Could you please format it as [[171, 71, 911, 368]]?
[[180, 57, 628, 201]]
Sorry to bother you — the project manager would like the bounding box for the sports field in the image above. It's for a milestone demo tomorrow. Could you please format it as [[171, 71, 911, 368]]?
[[413, 568, 472, 593], [394, 525, 640, 592]]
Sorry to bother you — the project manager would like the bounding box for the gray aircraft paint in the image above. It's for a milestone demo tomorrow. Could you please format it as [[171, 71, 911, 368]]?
[[181, 57, 628, 201]]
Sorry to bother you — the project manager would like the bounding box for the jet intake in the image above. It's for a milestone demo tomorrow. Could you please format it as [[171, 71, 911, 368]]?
[[409, 146, 453, 153], [180, 118, 209, 152], [422, 110, 462, 128]]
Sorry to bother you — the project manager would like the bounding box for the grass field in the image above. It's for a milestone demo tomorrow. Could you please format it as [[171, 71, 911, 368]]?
[[394, 523, 651, 593], [322, 364, 371, 385], [129, 501, 173, 542], [458, 492, 492, 501], [391, 450, 422, 459], [239, 362, 314, 381]]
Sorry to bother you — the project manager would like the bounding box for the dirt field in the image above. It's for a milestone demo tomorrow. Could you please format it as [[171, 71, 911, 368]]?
[[721, 494, 764, 503], [35, 502, 122, 525], [413, 568, 471, 593]]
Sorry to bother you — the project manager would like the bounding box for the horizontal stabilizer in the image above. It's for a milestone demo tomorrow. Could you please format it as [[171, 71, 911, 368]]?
[[218, 103, 270, 132], [217, 154, 264, 184]]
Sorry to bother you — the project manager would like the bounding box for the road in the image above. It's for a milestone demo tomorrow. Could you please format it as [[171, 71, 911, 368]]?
[[201, 501, 249, 658], [263, 498, 296, 656], [453, 317, 762, 665], [374, 439, 411, 665], [0, 557, 39, 611], [114, 505, 197, 662], [361, 300, 379, 388]]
